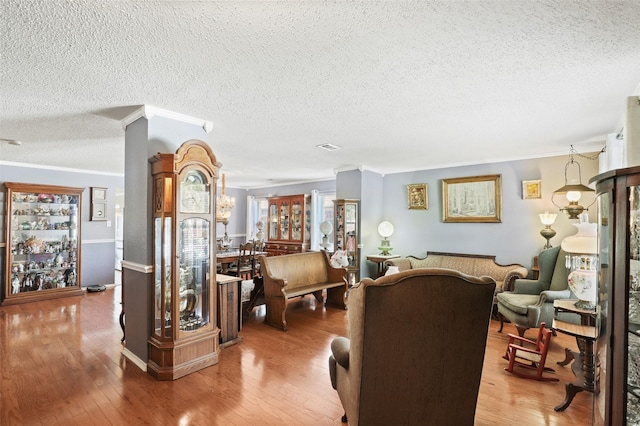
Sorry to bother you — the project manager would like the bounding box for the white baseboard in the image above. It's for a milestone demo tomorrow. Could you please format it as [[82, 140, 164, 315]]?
[[122, 347, 147, 372]]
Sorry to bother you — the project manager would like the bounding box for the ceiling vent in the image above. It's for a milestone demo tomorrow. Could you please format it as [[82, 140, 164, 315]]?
[[316, 143, 341, 152]]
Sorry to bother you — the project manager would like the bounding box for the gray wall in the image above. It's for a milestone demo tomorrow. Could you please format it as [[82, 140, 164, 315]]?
[[123, 114, 214, 363], [1, 163, 124, 288]]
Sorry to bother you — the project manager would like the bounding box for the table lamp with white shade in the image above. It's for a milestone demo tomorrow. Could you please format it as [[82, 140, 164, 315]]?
[[377, 220, 394, 255], [561, 213, 598, 309], [319, 220, 333, 250], [539, 212, 557, 249]]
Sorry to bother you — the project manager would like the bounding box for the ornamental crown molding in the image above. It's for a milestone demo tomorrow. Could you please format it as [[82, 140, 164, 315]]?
[[121, 104, 213, 133]]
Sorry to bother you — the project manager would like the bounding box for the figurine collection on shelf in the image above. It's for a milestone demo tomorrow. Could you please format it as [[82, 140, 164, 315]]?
[[6, 189, 80, 296]]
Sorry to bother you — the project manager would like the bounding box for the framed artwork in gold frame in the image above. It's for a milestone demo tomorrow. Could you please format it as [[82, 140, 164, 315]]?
[[407, 183, 428, 210], [522, 179, 542, 199], [442, 174, 502, 223]]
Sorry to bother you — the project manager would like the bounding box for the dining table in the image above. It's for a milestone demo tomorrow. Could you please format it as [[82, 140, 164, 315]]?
[[216, 248, 267, 275]]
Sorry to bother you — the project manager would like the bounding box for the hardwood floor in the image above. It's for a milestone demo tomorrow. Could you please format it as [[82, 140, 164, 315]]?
[[0, 287, 592, 425]]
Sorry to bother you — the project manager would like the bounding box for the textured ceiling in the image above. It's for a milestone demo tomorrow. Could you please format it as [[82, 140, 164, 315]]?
[[1, 1, 639, 188]]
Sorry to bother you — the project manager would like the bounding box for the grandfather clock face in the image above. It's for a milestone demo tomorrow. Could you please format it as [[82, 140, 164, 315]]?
[[180, 170, 210, 214]]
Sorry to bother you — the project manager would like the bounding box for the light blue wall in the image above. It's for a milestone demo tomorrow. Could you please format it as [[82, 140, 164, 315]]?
[[360, 170, 384, 278], [379, 155, 599, 270], [241, 153, 600, 277], [1, 150, 602, 288]]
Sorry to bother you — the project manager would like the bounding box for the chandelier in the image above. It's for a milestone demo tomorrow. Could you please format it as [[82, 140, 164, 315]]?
[[216, 173, 235, 222]]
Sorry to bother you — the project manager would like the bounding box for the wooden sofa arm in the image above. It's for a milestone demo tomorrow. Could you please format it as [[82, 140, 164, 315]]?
[[503, 267, 530, 292]]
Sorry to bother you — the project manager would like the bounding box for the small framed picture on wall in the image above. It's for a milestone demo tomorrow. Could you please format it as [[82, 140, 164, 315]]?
[[91, 187, 107, 203], [407, 183, 428, 210], [522, 180, 541, 200]]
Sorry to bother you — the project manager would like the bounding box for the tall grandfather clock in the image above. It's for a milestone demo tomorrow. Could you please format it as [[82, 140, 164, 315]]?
[[148, 140, 221, 380]]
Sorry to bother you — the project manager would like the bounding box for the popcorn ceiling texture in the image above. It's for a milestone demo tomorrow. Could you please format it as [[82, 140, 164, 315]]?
[[1, 0, 639, 187]]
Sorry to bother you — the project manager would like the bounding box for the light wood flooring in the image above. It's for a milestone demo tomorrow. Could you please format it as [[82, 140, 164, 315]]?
[[0, 287, 592, 425]]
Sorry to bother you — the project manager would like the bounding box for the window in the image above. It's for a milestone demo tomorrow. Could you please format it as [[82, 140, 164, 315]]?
[[313, 191, 335, 251]]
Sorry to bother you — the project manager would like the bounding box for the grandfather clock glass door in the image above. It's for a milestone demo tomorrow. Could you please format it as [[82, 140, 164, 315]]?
[[176, 169, 212, 336]]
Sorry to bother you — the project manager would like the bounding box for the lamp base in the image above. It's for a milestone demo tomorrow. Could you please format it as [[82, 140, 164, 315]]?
[[540, 226, 556, 249], [379, 239, 392, 255], [378, 246, 393, 256], [574, 299, 596, 310]]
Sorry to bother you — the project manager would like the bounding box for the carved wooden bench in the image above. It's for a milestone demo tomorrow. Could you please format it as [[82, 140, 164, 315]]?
[[259, 251, 348, 330]]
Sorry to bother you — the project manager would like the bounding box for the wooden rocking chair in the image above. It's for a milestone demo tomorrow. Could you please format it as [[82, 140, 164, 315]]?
[[503, 322, 558, 381]]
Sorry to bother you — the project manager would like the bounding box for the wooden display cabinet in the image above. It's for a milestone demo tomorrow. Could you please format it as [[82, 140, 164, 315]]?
[[147, 140, 221, 380], [264, 194, 311, 256], [334, 199, 359, 284], [591, 165, 640, 424], [3, 182, 84, 305]]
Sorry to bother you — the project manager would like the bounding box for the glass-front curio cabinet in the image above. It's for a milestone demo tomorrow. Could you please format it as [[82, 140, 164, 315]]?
[[264, 194, 311, 256], [591, 165, 640, 424], [334, 199, 359, 285], [3, 183, 84, 305], [147, 140, 221, 380]]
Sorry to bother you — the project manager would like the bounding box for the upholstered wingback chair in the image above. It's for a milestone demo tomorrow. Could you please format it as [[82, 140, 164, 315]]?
[[328, 268, 496, 425], [496, 246, 578, 337]]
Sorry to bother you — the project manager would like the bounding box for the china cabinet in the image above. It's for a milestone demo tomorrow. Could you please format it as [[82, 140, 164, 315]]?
[[264, 194, 311, 256], [334, 199, 359, 284], [147, 140, 221, 380], [591, 165, 640, 424], [3, 182, 84, 305]]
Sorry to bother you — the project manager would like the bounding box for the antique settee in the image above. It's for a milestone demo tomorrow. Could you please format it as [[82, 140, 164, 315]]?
[[385, 251, 528, 297], [259, 251, 348, 330]]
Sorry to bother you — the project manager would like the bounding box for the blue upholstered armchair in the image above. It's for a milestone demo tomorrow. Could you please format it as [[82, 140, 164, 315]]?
[[496, 246, 579, 337]]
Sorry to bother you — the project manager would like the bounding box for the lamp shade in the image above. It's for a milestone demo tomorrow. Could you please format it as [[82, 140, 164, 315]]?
[[378, 221, 394, 238], [560, 216, 597, 255], [319, 220, 333, 236], [539, 212, 557, 226]]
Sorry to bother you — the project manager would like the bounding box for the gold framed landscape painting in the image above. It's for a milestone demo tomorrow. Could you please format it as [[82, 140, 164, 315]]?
[[522, 179, 541, 199], [442, 174, 502, 223], [407, 183, 428, 210]]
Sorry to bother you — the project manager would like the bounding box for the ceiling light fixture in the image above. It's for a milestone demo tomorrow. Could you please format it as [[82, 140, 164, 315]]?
[[1, 138, 22, 146], [216, 173, 235, 223], [551, 145, 596, 220], [316, 143, 341, 152]]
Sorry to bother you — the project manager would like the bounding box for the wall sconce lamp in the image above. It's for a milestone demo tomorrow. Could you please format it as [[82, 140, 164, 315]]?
[[319, 220, 333, 250], [551, 146, 595, 219], [539, 212, 557, 249], [377, 220, 394, 255]]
